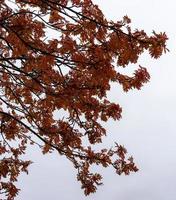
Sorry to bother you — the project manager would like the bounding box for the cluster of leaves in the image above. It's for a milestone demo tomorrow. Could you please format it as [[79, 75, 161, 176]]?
[[0, 0, 168, 199]]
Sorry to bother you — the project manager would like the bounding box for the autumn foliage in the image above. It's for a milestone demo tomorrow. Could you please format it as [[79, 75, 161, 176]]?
[[0, 0, 168, 199]]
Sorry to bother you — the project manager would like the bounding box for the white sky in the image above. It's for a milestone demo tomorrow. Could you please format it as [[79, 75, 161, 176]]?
[[17, 1, 176, 200]]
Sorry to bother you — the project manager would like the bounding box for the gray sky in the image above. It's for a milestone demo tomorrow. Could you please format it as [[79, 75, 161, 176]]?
[[17, 0, 176, 200]]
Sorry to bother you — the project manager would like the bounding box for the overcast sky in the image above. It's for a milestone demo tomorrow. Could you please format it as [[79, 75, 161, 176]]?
[[17, 1, 176, 200]]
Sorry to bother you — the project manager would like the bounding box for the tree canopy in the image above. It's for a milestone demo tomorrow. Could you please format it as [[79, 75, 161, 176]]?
[[0, 0, 168, 199]]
